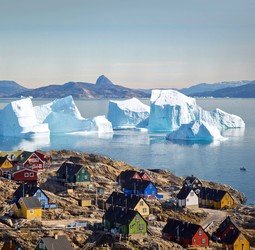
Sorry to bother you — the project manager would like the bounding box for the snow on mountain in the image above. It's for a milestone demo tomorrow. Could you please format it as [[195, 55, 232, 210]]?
[[0, 98, 49, 137], [180, 80, 250, 96], [148, 89, 245, 133], [107, 98, 150, 129], [166, 120, 224, 141]]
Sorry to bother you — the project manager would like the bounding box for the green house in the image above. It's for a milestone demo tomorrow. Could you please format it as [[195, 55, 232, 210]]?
[[57, 162, 91, 183], [103, 206, 147, 235]]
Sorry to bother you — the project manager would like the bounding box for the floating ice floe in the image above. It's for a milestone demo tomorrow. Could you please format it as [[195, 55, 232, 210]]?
[[166, 120, 225, 141]]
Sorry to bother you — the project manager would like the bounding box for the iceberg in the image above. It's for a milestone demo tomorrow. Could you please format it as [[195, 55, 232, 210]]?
[[107, 97, 150, 129], [34, 96, 113, 134], [148, 89, 245, 132], [0, 98, 49, 137], [166, 121, 224, 141], [0, 96, 113, 137], [201, 108, 245, 130]]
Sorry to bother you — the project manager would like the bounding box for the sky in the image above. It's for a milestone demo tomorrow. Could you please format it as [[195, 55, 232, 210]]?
[[0, 0, 255, 89]]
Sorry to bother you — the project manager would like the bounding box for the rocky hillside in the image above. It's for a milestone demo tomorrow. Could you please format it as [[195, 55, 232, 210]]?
[[0, 150, 253, 249]]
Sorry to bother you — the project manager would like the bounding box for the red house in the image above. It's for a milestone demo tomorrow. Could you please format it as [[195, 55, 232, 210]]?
[[117, 170, 151, 187], [162, 218, 209, 248], [12, 168, 38, 182], [16, 151, 45, 171], [34, 150, 50, 163]]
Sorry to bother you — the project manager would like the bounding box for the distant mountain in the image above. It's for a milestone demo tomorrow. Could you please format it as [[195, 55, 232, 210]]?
[[0, 80, 29, 97], [180, 81, 250, 96], [2, 77, 255, 99], [10, 75, 150, 99], [192, 81, 255, 98]]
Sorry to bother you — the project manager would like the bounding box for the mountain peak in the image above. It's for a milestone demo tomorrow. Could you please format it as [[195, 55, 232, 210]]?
[[96, 75, 115, 87]]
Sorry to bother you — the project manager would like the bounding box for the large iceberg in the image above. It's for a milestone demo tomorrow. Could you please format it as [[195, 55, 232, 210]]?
[[107, 97, 150, 129], [148, 89, 245, 132], [166, 121, 224, 141], [0, 98, 49, 137], [0, 96, 112, 137], [34, 96, 113, 134]]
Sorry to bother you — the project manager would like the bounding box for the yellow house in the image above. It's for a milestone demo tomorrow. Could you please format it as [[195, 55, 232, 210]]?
[[0, 156, 13, 169], [199, 187, 235, 209], [223, 232, 250, 250], [105, 191, 150, 217], [215, 191, 235, 209], [12, 197, 42, 220]]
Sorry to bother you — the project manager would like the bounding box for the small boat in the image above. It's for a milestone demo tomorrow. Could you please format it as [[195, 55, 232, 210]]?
[[240, 167, 246, 171]]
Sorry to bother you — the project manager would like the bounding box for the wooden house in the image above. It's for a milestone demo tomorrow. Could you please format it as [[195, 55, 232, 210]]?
[[16, 151, 44, 171], [0, 156, 14, 170], [13, 183, 57, 209], [123, 179, 158, 198], [12, 196, 42, 220], [162, 218, 209, 248], [0, 156, 14, 178], [12, 167, 38, 182], [199, 187, 235, 209], [117, 170, 151, 187], [35, 235, 73, 250], [103, 206, 147, 236], [177, 187, 199, 208], [34, 150, 51, 163], [56, 162, 91, 184], [105, 191, 150, 217], [213, 216, 250, 250]]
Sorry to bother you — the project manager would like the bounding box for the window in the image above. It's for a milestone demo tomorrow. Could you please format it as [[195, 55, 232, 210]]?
[[142, 208, 147, 213], [30, 209, 34, 214], [202, 238, 206, 244], [30, 173, 34, 177], [190, 191, 194, 196], [139, 224, 144, 230], [139, 201, 144, 206], [24, 173, 29, 177], [198, 229, 202, 236]]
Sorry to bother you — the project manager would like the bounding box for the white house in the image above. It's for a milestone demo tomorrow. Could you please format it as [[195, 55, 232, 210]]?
[[177, 187, 199, 208]]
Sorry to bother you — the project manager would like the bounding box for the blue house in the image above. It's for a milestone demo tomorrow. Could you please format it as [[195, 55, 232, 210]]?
[[13, 183, 57, 209], [123, 180, 159, 198]]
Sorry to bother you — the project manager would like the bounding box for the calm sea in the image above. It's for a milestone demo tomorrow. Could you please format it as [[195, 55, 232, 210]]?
[[0, 98, 254, 204]]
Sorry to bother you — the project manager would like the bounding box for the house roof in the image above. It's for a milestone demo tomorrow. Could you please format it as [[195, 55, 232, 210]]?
[[0, 156, 8, 166], [19, 197, 41, 209], [162, 218, 203, 238], [215, 216, 239, 235], [106, 191, 148, 209], [123, 179, 156, 192], [117, 170, 141, 181], [57, 162, 86, 176], [13, 183, 48, 200], [104, 206, 146, 226], [199, 187, 230, 202], [183, 176, 201, 185], [12, 167, 37, 174], [16, 151, 34, 163], [177, 187, 197, 199], [222, 230, 241, 244], [39, 235, 73, 250]]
